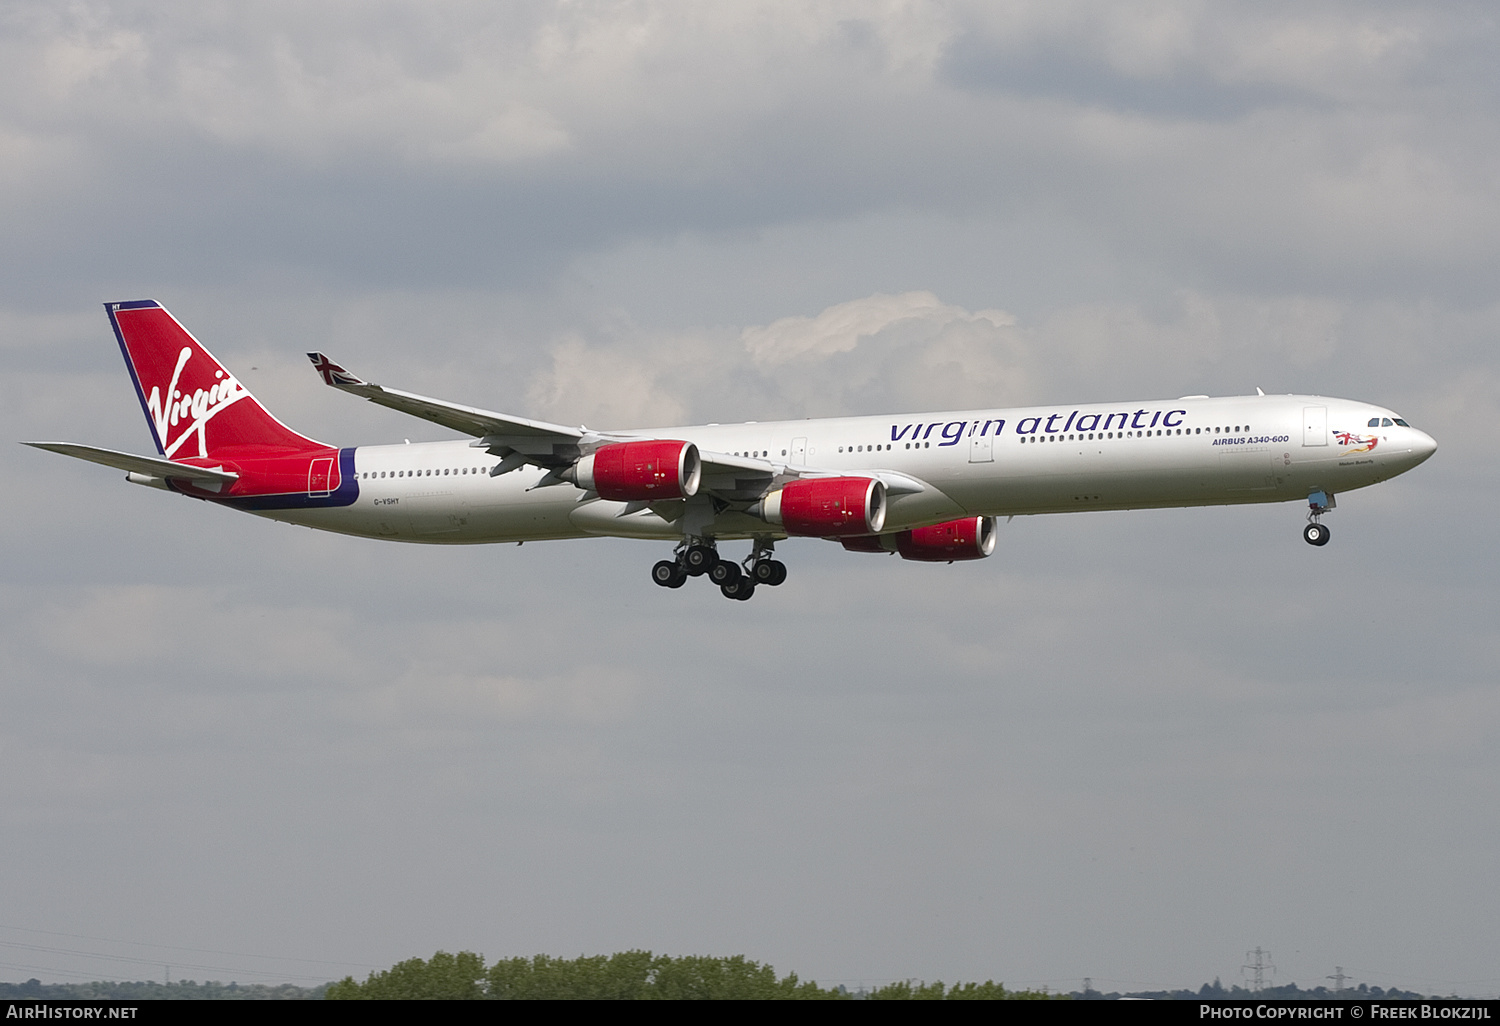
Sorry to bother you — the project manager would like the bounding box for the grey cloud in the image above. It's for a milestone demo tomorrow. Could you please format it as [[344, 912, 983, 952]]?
[[941, 37, 1309, 122], [2, 2, 1497, 309]]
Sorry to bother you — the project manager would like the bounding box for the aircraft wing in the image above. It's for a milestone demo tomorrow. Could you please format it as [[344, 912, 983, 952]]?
[[307, 353, 583, 442], [692, 453, 931, 502], [305, 353, 933, 500], [308, 352, 589, 469], [693, 451, 778, 502], [22, 442, 240, 484]]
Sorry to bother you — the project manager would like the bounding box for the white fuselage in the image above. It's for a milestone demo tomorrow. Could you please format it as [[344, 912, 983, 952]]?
[[270, 394, 1436, 545]]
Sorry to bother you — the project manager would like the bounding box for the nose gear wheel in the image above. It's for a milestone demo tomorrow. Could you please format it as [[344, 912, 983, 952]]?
[[1303, 490, 1333, 547]]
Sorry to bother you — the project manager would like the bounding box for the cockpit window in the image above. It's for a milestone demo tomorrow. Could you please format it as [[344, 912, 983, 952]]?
[[1381, 418, 1393, 426], [1394, 418, 1410, 427], [1368, 417, 1380, 427]]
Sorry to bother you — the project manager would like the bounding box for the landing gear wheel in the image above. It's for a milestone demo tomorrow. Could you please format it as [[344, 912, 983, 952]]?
[[752, 559, 788, 586], [709, 560, 741, 586], [652, 560, 686, 588], [721, 578, 756, 601], [683, 544, 717, 576], [1303, 522, 1331, 547]]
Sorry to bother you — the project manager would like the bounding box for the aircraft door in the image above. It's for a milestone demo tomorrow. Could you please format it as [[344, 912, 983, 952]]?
[[790, 437, 807, 465], [1303, 406, 1327, 446], [308, 456, 335, 497], [969, 423, 994, 463]]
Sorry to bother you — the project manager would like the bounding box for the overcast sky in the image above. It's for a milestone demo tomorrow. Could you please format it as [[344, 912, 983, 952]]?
[[3, 0, 1497, 996]]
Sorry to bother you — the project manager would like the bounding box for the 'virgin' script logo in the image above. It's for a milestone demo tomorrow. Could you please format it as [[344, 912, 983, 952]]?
[[147, 347, 250, 458]]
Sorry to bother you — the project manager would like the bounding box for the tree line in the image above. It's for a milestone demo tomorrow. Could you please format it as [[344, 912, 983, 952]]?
[[325, 950, 1063, 1000], [0, 979, 324, 1000]]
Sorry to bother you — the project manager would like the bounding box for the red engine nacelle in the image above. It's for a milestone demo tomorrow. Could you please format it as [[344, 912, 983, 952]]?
[[897, 516, 996, 561], [756, 477, 886, 537], [572, 440, 701, 501], [838, 534, 897, 554], [839, 516, 997, 562]]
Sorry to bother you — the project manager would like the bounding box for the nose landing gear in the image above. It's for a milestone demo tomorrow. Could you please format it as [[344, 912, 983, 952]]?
[[1303, 490, 1334, 547]]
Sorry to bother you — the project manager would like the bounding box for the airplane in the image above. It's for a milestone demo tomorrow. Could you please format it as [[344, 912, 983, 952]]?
[[24, 301, 1438, 601]]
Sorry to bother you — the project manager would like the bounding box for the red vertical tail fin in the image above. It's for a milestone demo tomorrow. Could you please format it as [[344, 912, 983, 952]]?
[[106, 301, 326, 458]]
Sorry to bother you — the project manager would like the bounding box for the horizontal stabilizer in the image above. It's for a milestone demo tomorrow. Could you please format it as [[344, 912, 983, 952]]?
[[22, 442, 240, 484]]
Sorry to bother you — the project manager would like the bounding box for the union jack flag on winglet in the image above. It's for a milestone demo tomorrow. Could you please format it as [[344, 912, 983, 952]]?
[[307, 352, 368, 388]]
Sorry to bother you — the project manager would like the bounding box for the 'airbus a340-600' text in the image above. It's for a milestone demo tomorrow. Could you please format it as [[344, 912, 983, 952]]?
[[24, 301, 1438, 600]]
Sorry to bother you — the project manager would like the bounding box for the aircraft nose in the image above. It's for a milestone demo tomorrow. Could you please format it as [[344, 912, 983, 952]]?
[[1409, 429, 1437, 464]]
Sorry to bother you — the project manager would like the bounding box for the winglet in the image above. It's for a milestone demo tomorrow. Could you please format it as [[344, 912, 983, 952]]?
[[307, 352, 369, 388]]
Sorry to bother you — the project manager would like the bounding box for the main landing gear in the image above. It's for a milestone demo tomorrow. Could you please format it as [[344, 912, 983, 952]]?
[[1303, 490, 1333, 547], [650, 539, 787, 600]]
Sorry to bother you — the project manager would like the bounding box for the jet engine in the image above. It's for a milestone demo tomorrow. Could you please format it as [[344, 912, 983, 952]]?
[[569, 440, 701, 501], [753, 477, 886, 536], [839, 516, 997, 562]]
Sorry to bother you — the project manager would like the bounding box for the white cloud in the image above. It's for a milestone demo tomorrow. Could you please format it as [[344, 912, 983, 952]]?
[[525, 332, 694, 428], [517, 287, 1435, 430], [742, 290, 1011, 366]]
